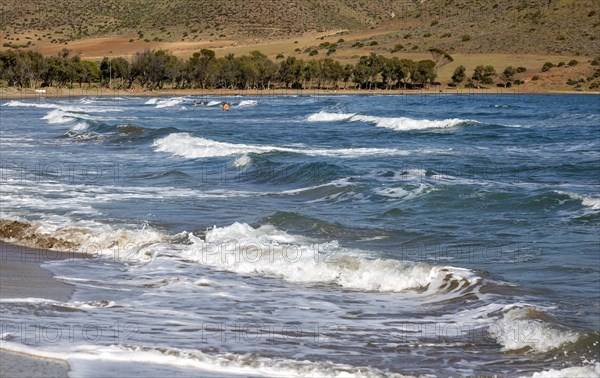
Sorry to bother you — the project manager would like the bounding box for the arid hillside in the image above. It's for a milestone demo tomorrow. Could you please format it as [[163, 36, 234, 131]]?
[[1, 0, 598, 55]]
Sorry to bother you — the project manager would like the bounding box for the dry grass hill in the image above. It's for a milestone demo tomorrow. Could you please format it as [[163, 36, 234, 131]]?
[[1, 0, 598, 55]]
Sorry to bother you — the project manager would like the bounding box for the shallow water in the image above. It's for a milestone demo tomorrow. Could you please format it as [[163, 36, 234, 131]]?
[[1, 94, 599, 377]]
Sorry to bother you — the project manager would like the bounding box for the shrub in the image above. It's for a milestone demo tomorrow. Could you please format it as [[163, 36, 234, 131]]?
[[591, 60, 599, 66], [390, 44, 404, 53], [531, 75, 540, 81], [430, 20, 439, 26], [309, 49, 318, 56], [276, 53, 284, 59], [423, 33, 432, 38], [461, 34, 471, 42], [369, 41, 378, 46], [516, 66, 527, 73], [337, 38, 345, 43], [557, 61, 565, 67], [541, 62, 554, 72], [566, 79, 577, 85], [568, 59, 578, 66], [590, 82, 600, 90], [403, 33, 412, 39]]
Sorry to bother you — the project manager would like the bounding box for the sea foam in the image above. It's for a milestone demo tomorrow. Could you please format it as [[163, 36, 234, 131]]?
[[180, 222, 481, 295], [308, 111, 472, 131]]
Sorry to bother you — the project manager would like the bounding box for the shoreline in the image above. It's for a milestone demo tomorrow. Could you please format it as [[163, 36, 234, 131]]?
[[0, 242, 76, 378], [1, 86, 598, 100]]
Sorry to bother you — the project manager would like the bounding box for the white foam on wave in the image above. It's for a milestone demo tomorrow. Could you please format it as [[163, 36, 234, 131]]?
[[206, 100, 222, 107], [0, 342, 405, 378], [154, 133, 287, 158], [556, 191, 600, 210], [521, 363, 600, 378], [233, 154, 253, 168], [374, 183, 432, 200], [5, 100, 122, 113], [155, 98, 185, 108], [308, 111, 472, 131], [153, 133, 409, 159], [307, 112, 355, 122], [238, 100, 258, 107], [0, 216, 165, 261], [69, 122, 90, 132], [179, 222, 480, 295], [42, 109, 74, 124], [490, 305, 579, 353]]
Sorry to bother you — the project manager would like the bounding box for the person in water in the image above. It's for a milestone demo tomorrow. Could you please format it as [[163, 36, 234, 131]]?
[[200, 101, 205, 107], [193, 101, 197, 106], [223, 102, 230, 111]]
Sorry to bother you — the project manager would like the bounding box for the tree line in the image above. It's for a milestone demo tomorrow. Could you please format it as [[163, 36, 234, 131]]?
[[0, 47, 513, 91]]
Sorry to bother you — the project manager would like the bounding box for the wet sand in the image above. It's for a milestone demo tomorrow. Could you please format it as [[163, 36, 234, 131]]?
[[0, 242, 76, 377]]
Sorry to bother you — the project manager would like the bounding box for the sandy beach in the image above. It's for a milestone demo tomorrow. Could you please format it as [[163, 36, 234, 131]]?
[[0, 242, 75, 378], [1, 85, 596, 101]]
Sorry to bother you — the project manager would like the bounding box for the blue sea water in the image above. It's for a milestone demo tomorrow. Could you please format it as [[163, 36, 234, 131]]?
[[0, 94, 599, 377]]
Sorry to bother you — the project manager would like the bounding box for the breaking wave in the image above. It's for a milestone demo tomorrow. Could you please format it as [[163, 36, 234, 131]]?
[[153, 133, 409, 159], [308, 111, 474, 131]]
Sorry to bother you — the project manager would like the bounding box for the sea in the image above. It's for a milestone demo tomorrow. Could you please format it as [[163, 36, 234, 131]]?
[[0, 93, 599, 377]]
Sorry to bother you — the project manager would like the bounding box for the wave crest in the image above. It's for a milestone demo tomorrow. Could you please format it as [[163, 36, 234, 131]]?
[[308, 111, 473, 131], [180, 222, 481, 295]]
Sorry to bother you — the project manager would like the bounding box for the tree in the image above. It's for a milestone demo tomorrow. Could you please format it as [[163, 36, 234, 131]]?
[[278, 56, 303, 89], [451, 65, 466, 84], [413, 60, 437, 87], [428, 48, 454, 72], [501, 66, 517, 86], [472, 65, 496, 87], [341, 64, 353, 89]]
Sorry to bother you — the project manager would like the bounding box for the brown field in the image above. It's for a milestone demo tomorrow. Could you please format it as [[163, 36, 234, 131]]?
[[22, 28, 596, 88]]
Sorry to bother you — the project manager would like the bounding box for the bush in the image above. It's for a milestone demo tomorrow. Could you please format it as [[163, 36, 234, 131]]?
[[557, 62, 565, 67], [566, 79, 578, 85], [516, 66, 527, 73], [461, 34, 471, 42], [532, 75, 540, 81], [568, 59, 579, 66], [309, 50, 318, 56], [276, 53, 284, 59], [430, 20, 439, 26], [337, 38, 345, 43], [403, 33, 412, 39], [423, 33, 432, 38], [390, 44, 404, 53], [591, 60, 599, 66], [590, 82, 600, 90], [541, 62, 554, 72], [513, 79, 524, 85], [369, 41, 378, 46]]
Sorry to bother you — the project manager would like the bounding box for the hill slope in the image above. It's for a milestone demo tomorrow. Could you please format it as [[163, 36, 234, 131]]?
[[1, 0, 598, 55]]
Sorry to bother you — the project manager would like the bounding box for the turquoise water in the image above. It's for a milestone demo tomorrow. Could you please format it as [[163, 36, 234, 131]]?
[[1, 94, 599, 377]]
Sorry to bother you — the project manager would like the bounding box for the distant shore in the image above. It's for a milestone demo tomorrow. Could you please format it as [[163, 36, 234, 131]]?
[[1, 86, 598, 101]]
